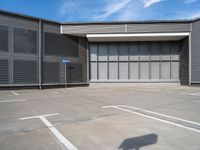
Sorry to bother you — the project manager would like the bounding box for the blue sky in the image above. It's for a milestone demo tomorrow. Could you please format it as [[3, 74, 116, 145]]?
[[0, 0, 200, 22]]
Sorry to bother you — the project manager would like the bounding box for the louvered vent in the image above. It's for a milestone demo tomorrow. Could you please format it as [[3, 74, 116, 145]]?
[[13, 27, 37, 54], [45, 32, 79, 57], [43, 62, 60, 83], [0, 59, 9, 84], [13, 60, 37, 84], [66, 63, 83, 83], [0, 25, 8, 52]]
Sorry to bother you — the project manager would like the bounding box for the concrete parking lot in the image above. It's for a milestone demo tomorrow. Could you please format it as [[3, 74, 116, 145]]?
[[0, 83, 200, 150]]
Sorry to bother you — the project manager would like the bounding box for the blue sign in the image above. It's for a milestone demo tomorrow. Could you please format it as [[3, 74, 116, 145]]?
[[62, 59, 70, 63]]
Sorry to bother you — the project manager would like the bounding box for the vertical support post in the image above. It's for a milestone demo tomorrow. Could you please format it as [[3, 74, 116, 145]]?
[[189, 32, 192, 85], [38, 20, 42, 89]]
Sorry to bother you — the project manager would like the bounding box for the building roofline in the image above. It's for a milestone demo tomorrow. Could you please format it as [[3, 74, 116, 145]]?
[[0, 9, 200, 25], [0, 9, 60, 24], [62, 18, 200, 25]]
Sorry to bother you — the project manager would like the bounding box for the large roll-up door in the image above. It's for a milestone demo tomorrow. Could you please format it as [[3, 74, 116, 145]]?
[[90, 41, 180, 82]]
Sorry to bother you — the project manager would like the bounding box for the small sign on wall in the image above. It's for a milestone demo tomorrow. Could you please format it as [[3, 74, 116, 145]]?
[[62, 59, 70, 63]]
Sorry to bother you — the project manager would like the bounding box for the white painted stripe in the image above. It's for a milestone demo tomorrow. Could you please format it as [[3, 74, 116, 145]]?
[[102, 105, 200, 133], [20, 113, 59, 120], [110, 105, 200, 126], [87, 32, 190, 38], [181, 93, 200, 96], [0, 99, 27, 103], [20, 113, 78, 150], [39, 116, 78, 150], [11, 91, 19, 95]]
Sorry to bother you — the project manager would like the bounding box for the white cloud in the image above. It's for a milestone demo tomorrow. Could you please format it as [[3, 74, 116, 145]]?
[[94, 0, 132, 20], [185, 0, 199, 3], [59, 0, 78, 16], [142, 0, 163, 8]]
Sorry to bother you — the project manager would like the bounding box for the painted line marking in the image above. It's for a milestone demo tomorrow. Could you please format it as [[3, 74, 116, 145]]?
[[11, 90, 19, 95], [85, 93, 95, 96], [20, 113, 78, 150], [102, 105, 200, 133], [0, 99, 27, 103], [181, 92, 200, 96]]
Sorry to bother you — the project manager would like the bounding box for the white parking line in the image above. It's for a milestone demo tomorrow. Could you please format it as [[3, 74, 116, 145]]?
[[11, 90, 19, 95], [0, 99, 27, 103], [102, 105, 200, 133], [20, 113, 78, 150], [181, 92, 200, 96]]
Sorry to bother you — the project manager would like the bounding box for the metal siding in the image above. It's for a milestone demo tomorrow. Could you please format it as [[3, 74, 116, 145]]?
[[129, 43, 139, 61], [43, 62, 60, 83], [161, 62, 170, 79], [180, 38, 189, 85], [139, 42, 149, 61], [0, 13, 39, 87], [98, 43, 108, 61], [62, 23, 190, 34], [151, 62, 160, 79], [140, 62, 149, 79], [90, 44, 98, 61], [44, 32, 79, 57], [171, 62, 179, 80], [127, 23, 190, 33], [13, 60, 37, 84], [109, 62, 118, 80], [119, 43, 128, 61], [191, 20, 200, 83], [130, 62, 139, 80], [108, 43, 118, 61], [0, 59, 9, 84], [0, 25, 9, 52], [90, 41, 180, 82], [90, 62, 97, 80], [13, 27, 37, 54], [62, 24, 125, 34], [98, 62, 107, 80], [119, 62, 128, 79]]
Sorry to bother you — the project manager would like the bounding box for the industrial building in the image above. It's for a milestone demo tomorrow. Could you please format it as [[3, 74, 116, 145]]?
[[0, 10, 200, 88]]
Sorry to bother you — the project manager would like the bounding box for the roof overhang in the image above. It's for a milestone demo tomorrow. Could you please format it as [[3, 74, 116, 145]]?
[[86, 32, 190, 42]]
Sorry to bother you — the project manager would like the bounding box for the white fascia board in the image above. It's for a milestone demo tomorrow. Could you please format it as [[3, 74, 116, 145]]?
[[60, 25, 63, 34], [86, 32, 190, 38]]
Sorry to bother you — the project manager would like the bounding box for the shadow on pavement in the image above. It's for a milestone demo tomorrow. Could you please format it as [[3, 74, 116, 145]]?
[[119, 133, 158, 150]]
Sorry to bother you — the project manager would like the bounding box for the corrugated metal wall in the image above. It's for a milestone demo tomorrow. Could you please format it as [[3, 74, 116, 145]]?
[[0, 12, 88, 87], [0, 12, 39, 86], [180, 38, 189, 85], [62, 23, 191, 34], [42, 22, 88, 85], [191, 20, 200, 83], [90, 42, 180, 82]]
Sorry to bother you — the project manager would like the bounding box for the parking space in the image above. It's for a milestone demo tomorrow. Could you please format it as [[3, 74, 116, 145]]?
[[0, 84, 200, 150]]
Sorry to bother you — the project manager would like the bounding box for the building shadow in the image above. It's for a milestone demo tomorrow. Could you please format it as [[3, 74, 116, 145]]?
[[118, 133, 158, 150]]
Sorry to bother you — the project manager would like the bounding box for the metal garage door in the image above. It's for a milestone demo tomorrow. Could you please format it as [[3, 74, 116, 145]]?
[[90, 42, 180, 82]]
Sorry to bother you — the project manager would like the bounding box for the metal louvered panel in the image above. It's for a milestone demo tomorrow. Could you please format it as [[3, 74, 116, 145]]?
[[0, 25, 8, 52], [191, 20, 200, 83], [90, 41, 180, 82], [0, 59, 9, 84], [45, 32, 79, 57], [13, 27, 37, 54], [13, 60, 37, 84], [66, 63, 83, 83], [43, 62, 60, 83]]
